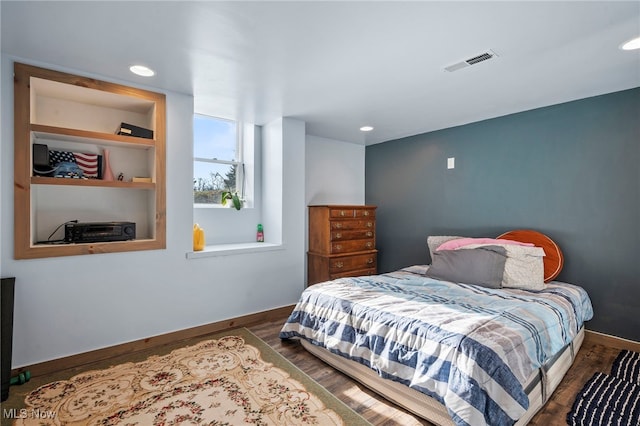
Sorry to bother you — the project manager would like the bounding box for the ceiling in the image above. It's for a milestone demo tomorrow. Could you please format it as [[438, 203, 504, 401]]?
[[2, 1, 639, 145]]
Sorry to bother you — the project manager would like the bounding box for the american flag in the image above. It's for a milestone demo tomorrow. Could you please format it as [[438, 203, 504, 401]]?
[[49, 150, 102, 178]]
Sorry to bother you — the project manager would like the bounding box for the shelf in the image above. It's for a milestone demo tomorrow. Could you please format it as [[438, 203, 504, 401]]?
[[31, 176, 155, 189], [186, 242, 285, 259], [24, 239, 163, 259], [31, 124, 155, 149], [14, 62, 166, 259]]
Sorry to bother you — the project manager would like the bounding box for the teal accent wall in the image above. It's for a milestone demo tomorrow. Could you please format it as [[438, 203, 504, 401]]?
[[365, 87, 640, 341]]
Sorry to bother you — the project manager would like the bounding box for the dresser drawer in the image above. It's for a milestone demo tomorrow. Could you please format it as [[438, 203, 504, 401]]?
[[329, 253, 377, 273], [330, 229, 374, 241], [330, 268, 376, 280], [330, 239, 375, 253], [329, 207, 376, 219], [354, 208, 375, 218], [330, 220, 375, 231], [308, 251, 378, 285]]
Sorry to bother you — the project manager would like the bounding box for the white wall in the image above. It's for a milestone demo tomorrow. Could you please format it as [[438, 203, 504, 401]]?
[[304, 135, 366, 281], [0, 55, 307, 367], [263, 119, 285, 245], [306, 134, 365, 206]]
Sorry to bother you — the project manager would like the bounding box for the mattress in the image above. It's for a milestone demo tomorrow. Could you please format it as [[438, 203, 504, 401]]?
[[301, 327, 584, 425]]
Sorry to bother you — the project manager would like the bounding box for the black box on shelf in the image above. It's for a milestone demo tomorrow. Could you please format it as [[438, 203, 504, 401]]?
[[116, 122, 153, 139], [64, 221, 136, 243]]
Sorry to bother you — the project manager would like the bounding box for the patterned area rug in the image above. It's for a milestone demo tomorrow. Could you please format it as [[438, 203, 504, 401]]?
[[567, 350, 640, 426], [5, 329, 370, 425]]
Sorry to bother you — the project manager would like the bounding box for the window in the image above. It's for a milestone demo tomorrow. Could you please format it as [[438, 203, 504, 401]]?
[[193, 114, 244, 205]]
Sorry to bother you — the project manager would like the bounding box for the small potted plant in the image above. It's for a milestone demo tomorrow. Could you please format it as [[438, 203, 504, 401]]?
[[221, 190, 242, 210]]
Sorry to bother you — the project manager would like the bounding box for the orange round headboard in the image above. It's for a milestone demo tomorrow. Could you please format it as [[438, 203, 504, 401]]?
[[497, 229, 564, 282]]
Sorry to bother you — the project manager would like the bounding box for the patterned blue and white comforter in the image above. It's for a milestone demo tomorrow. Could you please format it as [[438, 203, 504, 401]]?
[[280, 267, 593, 426]]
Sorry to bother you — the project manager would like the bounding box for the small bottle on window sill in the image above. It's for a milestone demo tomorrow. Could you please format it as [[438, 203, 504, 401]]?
[[257, 224, 264, 242]]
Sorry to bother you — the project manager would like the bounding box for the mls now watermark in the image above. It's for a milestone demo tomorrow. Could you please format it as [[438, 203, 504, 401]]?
[[3, 408, 57, 420]]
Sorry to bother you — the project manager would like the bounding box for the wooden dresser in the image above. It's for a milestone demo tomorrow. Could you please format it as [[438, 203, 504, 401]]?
[[307, 205, 377, 285]]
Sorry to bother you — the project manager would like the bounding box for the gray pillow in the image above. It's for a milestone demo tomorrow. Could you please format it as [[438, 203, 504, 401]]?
[[426, 235, 463, 263], [424, 245, 507, 288]]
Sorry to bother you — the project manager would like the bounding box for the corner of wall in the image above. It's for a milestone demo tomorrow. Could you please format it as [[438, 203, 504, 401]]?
[[261, 117, 306, 248], [261, 119, 283, 244]]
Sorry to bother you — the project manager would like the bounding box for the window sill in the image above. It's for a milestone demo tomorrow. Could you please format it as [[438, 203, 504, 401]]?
[[186, 242, 284, 259]]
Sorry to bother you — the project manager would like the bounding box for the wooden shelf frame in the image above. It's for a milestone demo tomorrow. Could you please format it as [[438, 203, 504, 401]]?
[[32, 124, 156, 149], [30, 177, 156, 189], [13, 62, 167, 259]]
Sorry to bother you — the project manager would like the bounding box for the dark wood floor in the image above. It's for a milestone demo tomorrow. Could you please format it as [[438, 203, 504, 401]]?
[[249, 318, 624, 426], [3, 315, 626, 426]]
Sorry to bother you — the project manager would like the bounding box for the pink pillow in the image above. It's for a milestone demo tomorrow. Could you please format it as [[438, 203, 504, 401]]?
[[436, 237, 534, 251]]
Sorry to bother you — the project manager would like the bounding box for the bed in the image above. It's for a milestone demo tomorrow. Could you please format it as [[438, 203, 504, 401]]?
[[280, 230, 593, 426]]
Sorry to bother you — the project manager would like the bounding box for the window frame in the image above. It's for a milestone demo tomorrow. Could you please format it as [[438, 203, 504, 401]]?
[[193, 115, 245, 208]]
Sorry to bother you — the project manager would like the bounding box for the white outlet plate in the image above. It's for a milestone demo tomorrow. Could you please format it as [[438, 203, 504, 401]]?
[[447, 157, 455, 169]]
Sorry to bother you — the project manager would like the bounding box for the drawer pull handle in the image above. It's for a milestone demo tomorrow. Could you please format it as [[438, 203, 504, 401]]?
[[334, 262, 344, 269], [364, 211, 369, 216], [366, 242, 372, 248], [335, 244, 342, 250], [340, 210, 346, 216], [335, 223, 342, 229], [336, 232, 342, 238], [366, 231, 373, 237], [367, 258, 374, 264], [367, 222, 373, 228]]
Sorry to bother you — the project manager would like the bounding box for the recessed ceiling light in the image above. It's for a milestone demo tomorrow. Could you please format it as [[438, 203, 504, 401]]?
[[129, 65, 155, 77], [360, 126, 374, 132], [620, 36, 640, 51]]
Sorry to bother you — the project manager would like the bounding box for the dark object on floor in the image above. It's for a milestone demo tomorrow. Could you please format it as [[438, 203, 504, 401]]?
[[567, 350, 640, 425], [10, 371, 31, 386], [611, 350, 640, 384], [1, 277, 15, 402]]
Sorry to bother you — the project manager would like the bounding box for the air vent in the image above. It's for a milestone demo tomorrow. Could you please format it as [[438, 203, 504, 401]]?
[[466, 52, 493, 65], [444, 50, 498, 72]]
